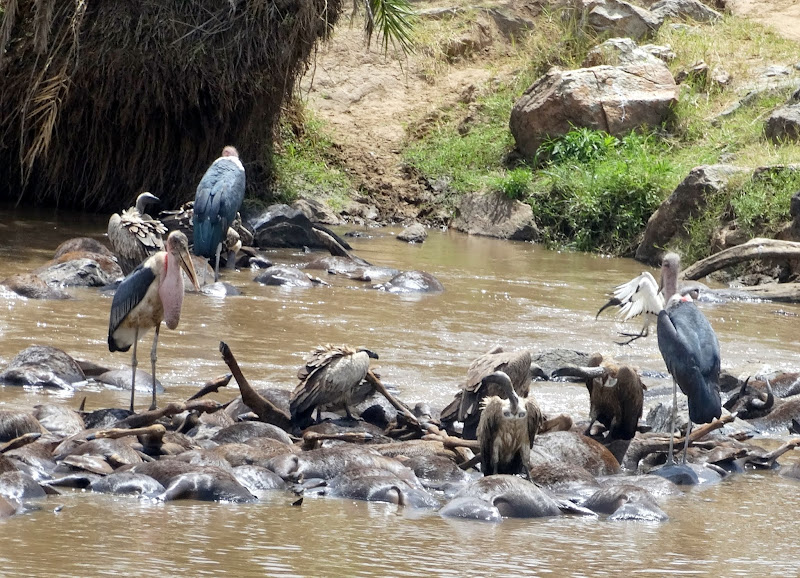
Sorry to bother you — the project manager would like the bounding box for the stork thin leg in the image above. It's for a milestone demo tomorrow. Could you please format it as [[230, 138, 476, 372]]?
[[149, 324, 161, 411], [667, 378, 678, 466], [214, 243, 222, 282], [682, 421, 693, 464], [130, 328, 139, 413]]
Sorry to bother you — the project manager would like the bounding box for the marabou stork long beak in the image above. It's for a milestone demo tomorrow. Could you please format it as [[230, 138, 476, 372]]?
[[178, 244, 201, 291]]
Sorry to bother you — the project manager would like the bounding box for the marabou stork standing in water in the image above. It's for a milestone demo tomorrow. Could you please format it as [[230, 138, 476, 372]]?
[[193, 146, 246, 282], [605, 253, 721, 463], [477, 371, 543, 478], [657, 253, 721, 464], [289, 344, 379, 428], [107, 192, 167, 275], [108, 231, 200, 412]]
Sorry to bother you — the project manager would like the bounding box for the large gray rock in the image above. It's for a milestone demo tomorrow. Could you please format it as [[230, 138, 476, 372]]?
[[635, 165, 746, 265], [765, 104, 800, 143], [451, 192, 538, 241], [291, 198, 342, 226], [397, 223, 428, 243], [587, 0, 660, 40], [583, 38, 673, 68], [510, 62, 678, 160], [650, 0, 722, 24]]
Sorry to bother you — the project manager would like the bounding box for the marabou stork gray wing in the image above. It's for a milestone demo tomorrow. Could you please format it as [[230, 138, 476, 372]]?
[[657, 299, 721, 424], [108, 263, 156, 352], [193, 159, 246, 257]]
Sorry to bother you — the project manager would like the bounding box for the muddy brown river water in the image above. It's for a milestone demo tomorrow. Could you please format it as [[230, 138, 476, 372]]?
[[1, 206, 799, 576]]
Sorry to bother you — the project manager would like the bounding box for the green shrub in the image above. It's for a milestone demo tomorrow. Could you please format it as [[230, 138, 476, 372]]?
[[538, 127, 620, 165], [494, 167, 531, 200], [529, 131, 676, 253]]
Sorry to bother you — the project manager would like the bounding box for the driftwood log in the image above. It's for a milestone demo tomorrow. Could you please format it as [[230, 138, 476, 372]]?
[[682, 238, 800, 280]]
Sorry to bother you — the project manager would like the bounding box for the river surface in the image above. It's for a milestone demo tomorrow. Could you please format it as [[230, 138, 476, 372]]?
[[1, 206, 800, 576]]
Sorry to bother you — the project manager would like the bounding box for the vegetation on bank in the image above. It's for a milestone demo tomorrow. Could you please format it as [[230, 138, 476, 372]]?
[[274, 6, 800, 259]]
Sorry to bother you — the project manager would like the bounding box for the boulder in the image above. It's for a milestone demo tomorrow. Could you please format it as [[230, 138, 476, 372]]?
[[291, 198, 343, 225], [650, 0, 722, 24], [586, 0, 660, 40], [635, 165, 746, 265], [765, 104, 800, 143], [510, 62, 678, 160], [451, 192, 538, 241], [397, 223, 428, 243], [582, 37, 673, 68]]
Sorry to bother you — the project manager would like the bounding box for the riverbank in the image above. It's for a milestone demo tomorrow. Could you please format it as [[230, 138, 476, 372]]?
[[291, 0, 800, 259]]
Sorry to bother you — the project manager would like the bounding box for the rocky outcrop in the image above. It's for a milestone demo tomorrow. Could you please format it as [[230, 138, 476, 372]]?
[[586, 0, 660, 40], [583, 37, 674, 68], [510, 62, 679, 160], [649, 0, 722, 24], [291, 198, 343, 226], [451, 192, 538, 241], [635, 165, 746, 265], [765, 104, 800, 143]]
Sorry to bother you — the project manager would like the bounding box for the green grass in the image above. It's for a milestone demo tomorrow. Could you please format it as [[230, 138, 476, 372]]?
[[272, 109, 353, 207], [682, 168, 800, 262], [273, 5, 800, 260]]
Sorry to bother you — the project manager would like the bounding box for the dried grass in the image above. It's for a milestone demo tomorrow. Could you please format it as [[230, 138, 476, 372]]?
[[0, 0, 342, 210]]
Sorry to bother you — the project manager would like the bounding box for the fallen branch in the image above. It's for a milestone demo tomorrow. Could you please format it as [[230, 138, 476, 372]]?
[[681, 238, 800, 280], [219, 341, 293, 433]]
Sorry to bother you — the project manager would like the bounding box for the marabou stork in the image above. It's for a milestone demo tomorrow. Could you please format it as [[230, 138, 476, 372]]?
[[107, 192, 168, 275], [289, 344, 379, 428], [477, 371, 543, 478], [607, 253, 721, 463], [193, 146, 246, 282], [440, 346, 543, 440], [108, 230, 200, 412], [596, 259, 701, 345]]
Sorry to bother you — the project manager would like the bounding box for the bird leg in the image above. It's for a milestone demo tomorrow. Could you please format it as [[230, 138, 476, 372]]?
[[682, 421, 693, 464], [667, 377, 678, 466], [615, 327, 648, 346], [214, 242, 222, 282], [149, 324, 161, 411], [130, 328, 139, 413]]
